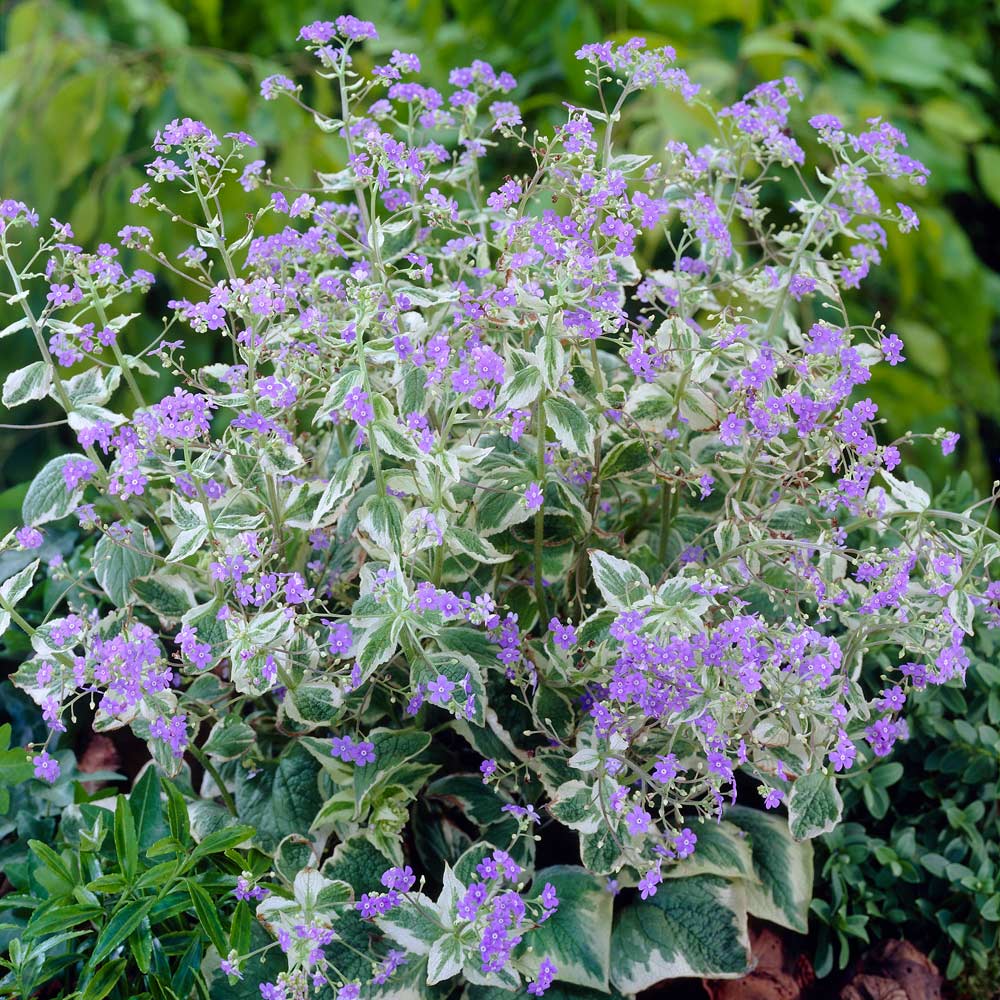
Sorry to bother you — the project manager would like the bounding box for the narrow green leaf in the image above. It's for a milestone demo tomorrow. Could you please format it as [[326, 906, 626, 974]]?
[[81, 957, 128, 1000], [114, 794, 139, 881], [230, 900, 252, 954], [28, 839, 74, 889], [187, 878, 229, 955], [91, 898, 155, 965], [187, 824, 254, 864], [129, 766, 167, 854], [164, 778, 191, 844]]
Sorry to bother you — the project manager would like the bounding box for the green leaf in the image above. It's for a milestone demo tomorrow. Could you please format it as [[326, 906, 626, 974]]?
[[164, 779, 192, 844], [426, 774, 512, 829], [0, 724, 31, 812], [537, 332, 566, 393], [91, 897, 156, 965], [130, 573, 196, 622], [202, 716, 256, 760], [376, 892, 442, 955], [94, 523, 155, 606], [283, 683, 342, 727], [544, 397, 594, 457], [321, 836, 393, 895], [312, 452, 369, 527], [128, 915, 152, 973], [29, 839, 75, 888], [231, 899, 253, 954], [374, 421, 423, 462], [234, 744, 322, 853], [167, 524, 209, 562], [427, 932, 465, 984], [129, 766, 167, 854], [787, 771, 843, 841], [355, 616, 401, 675], [115, 794, 139, 881], [726, 806, 813, 934], [24, 902, 103, 940], [0, 317, 30, 341], [274, 835, 316, 884], [188, 824, 254, 862], [975, 144, 1000, 208], [65, 365, 121, 407], [188, 878, 229, 955], [610, 876, 750, 990], [2, 360, 51, 407], [665, 820, 753, 881], [600, 440, 648, 479], [449, 526, 512, 564], [0, 559, 39, 634], [494, 365, 542, 411], [82, 958, 128, 1000], [361, 494, 403, 552], [521, 866, 613, 990], [588, 550, 650, 610], [22, 454, 84, 525], [355, 727, 432, 807]]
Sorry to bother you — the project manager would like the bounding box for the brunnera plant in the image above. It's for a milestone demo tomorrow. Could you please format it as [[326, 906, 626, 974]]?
[[1, 15, 999, 1000]]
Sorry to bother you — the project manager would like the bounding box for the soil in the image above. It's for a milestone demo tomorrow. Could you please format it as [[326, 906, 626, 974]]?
[[643, 921, 944, 1000]]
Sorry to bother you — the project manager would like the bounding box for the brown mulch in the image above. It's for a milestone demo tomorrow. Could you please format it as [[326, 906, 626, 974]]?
[[699, 924, 942, 1000]]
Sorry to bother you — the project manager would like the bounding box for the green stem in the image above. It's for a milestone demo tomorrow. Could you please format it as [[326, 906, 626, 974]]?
[[87, 278, 147, 409], [0, 591, 36, 637], [189, 744, 238, 817], [534, 395, 549, 622], [658, 484, 674, 564]]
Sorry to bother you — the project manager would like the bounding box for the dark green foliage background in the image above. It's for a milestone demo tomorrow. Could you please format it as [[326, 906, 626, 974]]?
[[1, 0, 999, 515], [1, 0, 999, 988]]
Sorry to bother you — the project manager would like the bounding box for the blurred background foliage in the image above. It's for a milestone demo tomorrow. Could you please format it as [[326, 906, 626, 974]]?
[[2, 0, 1000, 986], [1, 0, 999, 516]]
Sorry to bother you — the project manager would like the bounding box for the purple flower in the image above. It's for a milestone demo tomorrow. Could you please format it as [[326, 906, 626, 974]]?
[[33, 750, 60, 783], [625, 805, 651, 836], [220, 958, 243, 979], [524, 482, 544, 512], [941, 431, 960, 455], [342, 387, 374, 427], [381, 865, 415, 892], [426, 674, 455, 705], [881, 333, 905, 366], [829, 730, 857, 772], [335, 15, 378, 41], [149, 714, 188, 759], [761, 787, 783, 810], [548, 617, 577, 650], [351, 740, 377, 766], [527, 958, 557, 997], [15, 526, 43, 549], [651, 754, 679, 783], [260, 74, 296, 101], [540, 882, 558, 910], [673, 827, 697, 858], [876, 685, 906, 713], [235, 874, 268, 902], [637, 864, 661, 899]]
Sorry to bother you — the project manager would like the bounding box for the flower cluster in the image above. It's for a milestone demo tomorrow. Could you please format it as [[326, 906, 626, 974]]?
[[1, 13, 997, 998]]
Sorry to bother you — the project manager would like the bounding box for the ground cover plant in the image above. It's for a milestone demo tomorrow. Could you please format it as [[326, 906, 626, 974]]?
[[1, 15, 998, 1000]]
